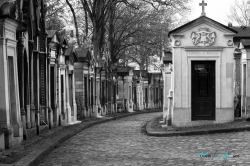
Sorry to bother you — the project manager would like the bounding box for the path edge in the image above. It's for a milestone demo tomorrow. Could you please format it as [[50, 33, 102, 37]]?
[[10, 109, 161, 166], [145, 117, 250, 137]]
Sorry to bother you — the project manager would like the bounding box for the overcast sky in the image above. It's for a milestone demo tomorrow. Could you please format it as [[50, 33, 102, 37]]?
[[187, 0, 236, 25]]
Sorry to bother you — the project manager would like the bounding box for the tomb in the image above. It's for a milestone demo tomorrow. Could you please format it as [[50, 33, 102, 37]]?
[[167, 3, 237, 127]]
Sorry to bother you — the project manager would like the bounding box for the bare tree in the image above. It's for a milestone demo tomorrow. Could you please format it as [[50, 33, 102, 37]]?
[[227, 0, 250, 26], [45, 0, 66, 30], [45, 0, 190, 64]]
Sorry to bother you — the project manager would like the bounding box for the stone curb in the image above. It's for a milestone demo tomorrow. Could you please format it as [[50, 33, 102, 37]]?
[[3, 109, 161, 166], [146, 117, 250, 137]]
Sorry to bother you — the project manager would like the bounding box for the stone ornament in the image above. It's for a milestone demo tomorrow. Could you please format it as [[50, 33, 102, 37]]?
[[191, 27, 216, 46], [175, 39, 181, 46], [227, 39, 233, 46]]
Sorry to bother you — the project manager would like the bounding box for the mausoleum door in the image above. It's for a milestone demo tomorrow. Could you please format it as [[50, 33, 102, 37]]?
[[191, 61, 215, 120]]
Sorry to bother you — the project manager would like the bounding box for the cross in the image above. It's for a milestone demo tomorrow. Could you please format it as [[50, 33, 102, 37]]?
[[199, 0, 207, 16]]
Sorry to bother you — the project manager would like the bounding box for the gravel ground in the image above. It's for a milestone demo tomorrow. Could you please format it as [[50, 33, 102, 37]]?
[[0, 109, 160, 164], [38, 112, 250, 166], [0, 117, 101, 164]]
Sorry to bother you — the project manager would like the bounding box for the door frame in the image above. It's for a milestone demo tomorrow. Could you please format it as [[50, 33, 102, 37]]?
[[185, 49, 222, 122], [191, 60, 216, 121]]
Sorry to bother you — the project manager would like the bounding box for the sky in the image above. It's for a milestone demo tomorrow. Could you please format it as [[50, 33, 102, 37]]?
[[187, 0, 236, 26]]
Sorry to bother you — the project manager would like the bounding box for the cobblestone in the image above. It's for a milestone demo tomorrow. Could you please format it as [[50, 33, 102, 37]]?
[[38, 112, 250, 166]]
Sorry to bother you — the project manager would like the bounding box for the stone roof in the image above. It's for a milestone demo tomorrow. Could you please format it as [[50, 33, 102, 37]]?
[[117, 66, 132, 73], [75, 47, 91, 62], [232, 26, 250, 37], [65, 46, 78, 62], [168, 16, 237, 37], [0, 1, 16, 18], [65, 46, 73, 56], [241, 39, 250, 48], [116, 66, 133, 77], [47, 30, 57, 38], [133, 70, 148, 78]]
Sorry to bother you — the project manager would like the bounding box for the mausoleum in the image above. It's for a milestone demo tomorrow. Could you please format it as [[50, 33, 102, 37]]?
[[167, 1, 239, 127]]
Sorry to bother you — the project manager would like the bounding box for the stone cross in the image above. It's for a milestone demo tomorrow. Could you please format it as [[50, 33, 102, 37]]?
[[199, 0, 207, 16]]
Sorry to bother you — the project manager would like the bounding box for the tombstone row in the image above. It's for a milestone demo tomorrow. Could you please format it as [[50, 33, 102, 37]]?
[[0, 0, 81, 150]]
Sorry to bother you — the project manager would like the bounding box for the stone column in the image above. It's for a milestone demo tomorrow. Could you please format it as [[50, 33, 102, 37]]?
[[54, 63, 59, 126], [136, 80, 141, 110], [57, 65, 62, 125], [148, 85, 150, 109], [87, 64, 90, 117], [233, 49, 242, 117], [12, 39, 23, 141], [83, 63, 88, 117], [167, 64, 174, 126], [47, 55, 53, 128], [65, 67, 72, 124], [127, 74, 133, 112], [72, 72, 77, 121], [62, 68, 67, 124], [94, 68, 101, 117], [29, 40, 36, 129], [245, 49, 250, 117], [25, 47, 31, 129], [33, 49, 40, 130], [162, 65, 168, 120], [17, 33, 27, 136]]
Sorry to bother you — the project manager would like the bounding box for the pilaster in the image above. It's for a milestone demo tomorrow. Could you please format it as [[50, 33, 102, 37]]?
[[0, 17, 23, 147], [233, 49, 242, 118], [29, 40, 36, 128], [245, 48, 250, 118]]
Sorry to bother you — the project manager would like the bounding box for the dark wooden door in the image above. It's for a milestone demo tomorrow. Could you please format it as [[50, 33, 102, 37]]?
[[191, 61, 215, 120]]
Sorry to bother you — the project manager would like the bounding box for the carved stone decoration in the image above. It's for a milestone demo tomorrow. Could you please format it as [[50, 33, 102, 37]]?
[[191, 27, 216, 47], [227, 39, 233, 46], [0, 0, 17, 19], [175, 39, 181, 46]]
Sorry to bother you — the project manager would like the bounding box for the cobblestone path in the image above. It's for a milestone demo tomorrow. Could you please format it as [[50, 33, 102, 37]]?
[[38, 112, 250, 166]]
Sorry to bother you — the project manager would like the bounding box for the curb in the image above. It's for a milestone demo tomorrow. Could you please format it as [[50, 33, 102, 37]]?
[[10, 109, 161, 166], [146, 117, 250, 137]]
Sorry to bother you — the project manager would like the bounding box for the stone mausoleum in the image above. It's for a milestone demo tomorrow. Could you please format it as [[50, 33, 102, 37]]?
[[166, 1, 241, 127]]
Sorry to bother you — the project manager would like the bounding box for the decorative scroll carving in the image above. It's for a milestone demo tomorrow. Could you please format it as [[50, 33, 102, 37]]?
[[191, 27, 216, 46], [227, 39, 233, 46], [175, 39, 181, 46]]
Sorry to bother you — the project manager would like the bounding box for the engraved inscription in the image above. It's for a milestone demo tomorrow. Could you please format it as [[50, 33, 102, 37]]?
[[188, 52, 219, 56], [5, 30, 15, 40], [7, 47, 15, 57]]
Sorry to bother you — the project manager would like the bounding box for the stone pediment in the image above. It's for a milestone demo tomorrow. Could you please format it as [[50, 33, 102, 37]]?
[[191, 27, 216, 46], [168, 16, 237, 47]]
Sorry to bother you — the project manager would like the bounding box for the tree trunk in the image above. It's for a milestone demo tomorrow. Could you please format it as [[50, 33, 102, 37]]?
[[92, 23, 101, 60], [109, 1, 116, 64]]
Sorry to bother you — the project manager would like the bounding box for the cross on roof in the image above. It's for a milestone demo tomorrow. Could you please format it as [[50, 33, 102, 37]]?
[[199, 0, 207, 16]]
